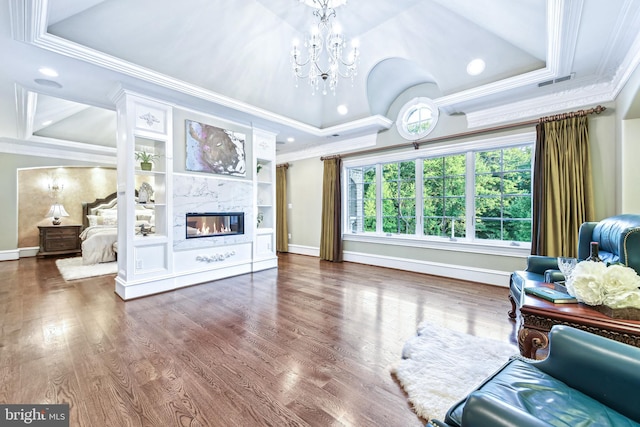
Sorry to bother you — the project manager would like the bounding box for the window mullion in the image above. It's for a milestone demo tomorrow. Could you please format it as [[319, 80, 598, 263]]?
[[376, 163, 382, 234], [466, 151, 475, 241], [416, 159, 423, 237]]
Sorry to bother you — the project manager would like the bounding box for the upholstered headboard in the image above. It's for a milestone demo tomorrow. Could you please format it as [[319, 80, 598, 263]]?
[[81, 192, 118, 230]]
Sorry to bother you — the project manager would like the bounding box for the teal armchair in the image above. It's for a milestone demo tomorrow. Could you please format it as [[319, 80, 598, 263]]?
[[509, 214, 640, 319], [430, 325, 640, 427]]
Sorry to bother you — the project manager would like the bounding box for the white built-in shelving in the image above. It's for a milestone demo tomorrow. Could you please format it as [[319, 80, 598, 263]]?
[[253, 128, 278, 270], [114, 91, 173, 299]]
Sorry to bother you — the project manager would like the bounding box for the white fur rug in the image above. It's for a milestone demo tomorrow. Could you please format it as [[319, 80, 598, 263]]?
[[55, 257, 117, 281], [390, 322, 518, 422]]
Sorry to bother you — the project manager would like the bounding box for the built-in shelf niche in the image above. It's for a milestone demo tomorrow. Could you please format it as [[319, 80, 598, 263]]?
[[134, 136, 167, 238]]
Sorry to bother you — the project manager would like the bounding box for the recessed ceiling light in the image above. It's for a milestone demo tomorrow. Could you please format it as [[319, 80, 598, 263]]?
[[337, 105, 348, 115], [287, 137, 295, 143], [38, 67, 58, 77], [467, 59, 485, 76], [42, 120, 53, 126], [34, 79, 63, 88]]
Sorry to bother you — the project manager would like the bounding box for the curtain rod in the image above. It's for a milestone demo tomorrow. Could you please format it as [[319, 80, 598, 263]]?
[[320, 105, 606, 161], [320, 154, 341, 161], [277, 162, 289, 169], [538, 105, 605, 123]]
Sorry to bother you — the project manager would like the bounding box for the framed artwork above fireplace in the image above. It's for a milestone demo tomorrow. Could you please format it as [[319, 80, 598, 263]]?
[[185, 119, 246, 176]]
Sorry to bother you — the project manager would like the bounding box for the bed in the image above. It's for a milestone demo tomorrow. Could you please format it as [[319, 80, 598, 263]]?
[[80, 191, 155, 265], [81, 192, 118, 265], [80, 192, 155, 265]]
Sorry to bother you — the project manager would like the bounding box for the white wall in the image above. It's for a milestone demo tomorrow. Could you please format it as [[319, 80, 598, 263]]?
[[622, 118, 640, 213]]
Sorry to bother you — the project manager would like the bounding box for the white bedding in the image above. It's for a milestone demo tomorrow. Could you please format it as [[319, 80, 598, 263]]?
[[80, 225, 117, 265]]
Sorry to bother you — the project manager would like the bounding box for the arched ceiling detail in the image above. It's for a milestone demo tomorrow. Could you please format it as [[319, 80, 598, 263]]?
[[367, 58, 439, 117]]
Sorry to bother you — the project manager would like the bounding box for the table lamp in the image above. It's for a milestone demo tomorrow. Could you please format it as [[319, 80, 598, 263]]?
[[46, 203, 69, 225]]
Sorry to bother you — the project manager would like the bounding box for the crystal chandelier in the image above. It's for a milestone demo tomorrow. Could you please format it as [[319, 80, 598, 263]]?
[[291, 0, 359, 95]]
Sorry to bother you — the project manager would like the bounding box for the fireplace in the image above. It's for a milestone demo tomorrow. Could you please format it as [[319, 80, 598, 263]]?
[[186, 212, 244, 238]]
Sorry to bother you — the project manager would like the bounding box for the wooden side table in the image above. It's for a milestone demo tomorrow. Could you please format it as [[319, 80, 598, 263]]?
[[37, 224, 82, 258], [518, 282, 640, 359]]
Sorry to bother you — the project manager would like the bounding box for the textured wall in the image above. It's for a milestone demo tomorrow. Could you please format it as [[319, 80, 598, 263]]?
[[17, 167, 116, 248]]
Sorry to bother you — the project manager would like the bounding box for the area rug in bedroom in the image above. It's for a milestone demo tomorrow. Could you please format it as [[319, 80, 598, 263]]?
[[55, 257, 117, 281], [390, 321, 518, 422]]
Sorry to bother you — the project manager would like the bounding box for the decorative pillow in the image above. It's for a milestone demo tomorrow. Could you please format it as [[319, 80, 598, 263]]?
[[97, 207, 118, 217], [102, 215, 117, 226], [86, 215, 100, 227]]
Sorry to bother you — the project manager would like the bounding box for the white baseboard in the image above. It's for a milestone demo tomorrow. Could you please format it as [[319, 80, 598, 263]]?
[[115, 262, 255, 300], [287, 244, 320, 257], [285, 246, 510, 287], [343, 250, 511, 287], [0, 249, 20, 261], [343, 251, 511, 287], [20, 247, 39, 258], [252, 256, 278, 272], [0, 247, 39, 261]]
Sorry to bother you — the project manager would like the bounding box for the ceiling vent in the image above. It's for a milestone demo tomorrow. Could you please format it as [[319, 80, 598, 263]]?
[[538, 73, 575, 87]]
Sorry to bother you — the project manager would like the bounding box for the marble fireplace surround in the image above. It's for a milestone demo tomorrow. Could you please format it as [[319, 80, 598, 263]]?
[[173, 173, 253, 251]]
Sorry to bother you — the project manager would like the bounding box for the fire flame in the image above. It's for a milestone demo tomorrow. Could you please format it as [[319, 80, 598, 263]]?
[[197, 221, 230, 235]]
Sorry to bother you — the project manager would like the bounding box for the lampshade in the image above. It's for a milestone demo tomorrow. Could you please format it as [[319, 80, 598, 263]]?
[[46, 203, 69, 225]]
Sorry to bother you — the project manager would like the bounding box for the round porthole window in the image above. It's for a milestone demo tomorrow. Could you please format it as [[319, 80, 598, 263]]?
[[396, 97, 439, 140]]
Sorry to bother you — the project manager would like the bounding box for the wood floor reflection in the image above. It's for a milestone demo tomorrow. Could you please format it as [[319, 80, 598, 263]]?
[[0, 253, 515, 426]]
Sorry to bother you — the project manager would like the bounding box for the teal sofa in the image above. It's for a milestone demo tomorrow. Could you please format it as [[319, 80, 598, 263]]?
[[509, 214, 640, 319], [430, 325, 640, 427]]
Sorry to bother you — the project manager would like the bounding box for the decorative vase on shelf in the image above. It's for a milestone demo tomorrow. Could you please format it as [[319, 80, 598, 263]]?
[[140, 162, 152, 171]]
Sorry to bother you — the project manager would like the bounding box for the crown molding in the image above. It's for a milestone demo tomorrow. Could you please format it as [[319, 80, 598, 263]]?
[[435, 0, 577, 111], [609, 29, 640, 98], [8, 0, 46, 42], [316, 115, 393, 138], [19, 0, 389, 143], [13, 0, 639, 147], [552, 0, 583, 76], [14, 85, 37, 140], [595, 0, 640, 77], [465, 3, 640, 128], [0, 136, 116, 164], [465, 80, 614, 128], [276, 133, 377, 163], [465, 31, 640, 129]]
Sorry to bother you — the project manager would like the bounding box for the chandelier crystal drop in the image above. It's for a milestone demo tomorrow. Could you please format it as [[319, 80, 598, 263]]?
[[291, 0, 359, 95]]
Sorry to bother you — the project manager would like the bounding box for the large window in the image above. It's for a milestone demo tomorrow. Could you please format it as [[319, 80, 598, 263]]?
[[475, 146, 532, 242], [382, 161, 416, 234], [423, 154, 466, 238], [345, 137, 533, 246], [347, 166, 377, 233]]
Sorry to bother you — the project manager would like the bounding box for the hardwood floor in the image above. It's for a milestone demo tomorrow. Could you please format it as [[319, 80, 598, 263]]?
[[0, 253, 515, 426]]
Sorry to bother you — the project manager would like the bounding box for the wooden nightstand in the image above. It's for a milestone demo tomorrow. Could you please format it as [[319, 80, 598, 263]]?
[[37, 224, 82, 258]]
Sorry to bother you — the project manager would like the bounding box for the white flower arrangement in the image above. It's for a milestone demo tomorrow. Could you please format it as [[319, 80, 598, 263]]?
[[566, 261, 640, 308]]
